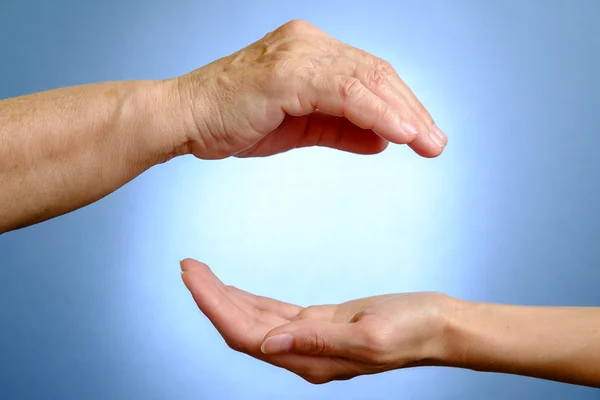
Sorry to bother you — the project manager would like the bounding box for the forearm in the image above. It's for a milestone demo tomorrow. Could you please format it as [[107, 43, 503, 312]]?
[[443, 300, 600, 387], [0, 79, 186, 233]]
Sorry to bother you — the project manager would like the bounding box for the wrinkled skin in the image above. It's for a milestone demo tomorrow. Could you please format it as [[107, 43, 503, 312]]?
[[181, 258, 453, 384], [174, 20, 447, 160]]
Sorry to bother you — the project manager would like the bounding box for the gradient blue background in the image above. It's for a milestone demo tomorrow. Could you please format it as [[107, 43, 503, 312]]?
[[1, 0, 599, 398]]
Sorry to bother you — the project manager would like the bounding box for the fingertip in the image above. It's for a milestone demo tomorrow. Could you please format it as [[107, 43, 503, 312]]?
[[420, 147, 445, 159], [374, 120, 419, 146], [431, 124, 448, 148], [179, 258, 210, 273], [179, 259, 223, 295], [261, 333, 294, 354], [407, 133, 447, 158]]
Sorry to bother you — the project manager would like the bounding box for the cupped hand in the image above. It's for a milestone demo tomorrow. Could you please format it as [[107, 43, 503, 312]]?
[[180, 258, 453, 384], [173, 20, 447, 160]]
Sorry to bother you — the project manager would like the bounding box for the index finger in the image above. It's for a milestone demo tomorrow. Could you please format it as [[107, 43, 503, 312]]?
[[180, 259, 251, 344], [331, 41, 448, 154]]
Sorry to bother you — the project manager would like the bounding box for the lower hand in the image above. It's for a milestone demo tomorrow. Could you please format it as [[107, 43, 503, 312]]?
[[170, 20, 447, 160], [180, 258, 453, 384]]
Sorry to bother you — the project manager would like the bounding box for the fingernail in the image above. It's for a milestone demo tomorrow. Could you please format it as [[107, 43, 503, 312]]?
[[180, 261, 187, 282], [401, 121, 419, 136], [430, 124, 447, 147], [261, 334, 293, 354]]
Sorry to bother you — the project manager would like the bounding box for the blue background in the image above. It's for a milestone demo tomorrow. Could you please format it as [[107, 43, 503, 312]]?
[[1, 0, 599, 398]]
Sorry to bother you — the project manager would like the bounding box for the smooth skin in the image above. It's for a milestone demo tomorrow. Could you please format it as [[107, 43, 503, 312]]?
[[0, 20, 446, 234], [181, 258, 600, 387]]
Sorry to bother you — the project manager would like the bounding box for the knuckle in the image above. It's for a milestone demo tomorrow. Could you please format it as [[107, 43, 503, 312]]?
[[362, 328, 393, 363], [305, 332, 327, 354], [279, 19, 314, 36], [277, 39, 306, 53], [375, 58, 394, 74], [339, 77, 365, 103], [364, 67, 387, 88]]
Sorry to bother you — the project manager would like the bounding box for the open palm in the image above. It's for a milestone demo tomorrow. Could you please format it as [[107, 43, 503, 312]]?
[[180, 259, 447, 384], [180, 258, 370, 383]]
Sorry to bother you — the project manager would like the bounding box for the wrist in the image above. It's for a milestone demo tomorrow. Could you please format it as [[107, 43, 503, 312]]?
[[439, 298, 492, 371], [412, 293, 466, 368], [170, 72, 222, 160], [124, 79, 191, 166]]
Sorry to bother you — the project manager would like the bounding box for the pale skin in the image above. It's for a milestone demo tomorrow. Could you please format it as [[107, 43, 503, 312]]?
[[1, 18, 597, 388], [181, 259, 600, 387]]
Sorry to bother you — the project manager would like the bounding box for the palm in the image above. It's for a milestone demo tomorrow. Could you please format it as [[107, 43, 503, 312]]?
[[180, 259, 364, 382]]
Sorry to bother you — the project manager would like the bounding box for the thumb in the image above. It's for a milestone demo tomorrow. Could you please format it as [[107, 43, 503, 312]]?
[[260, 319, 364, 358]]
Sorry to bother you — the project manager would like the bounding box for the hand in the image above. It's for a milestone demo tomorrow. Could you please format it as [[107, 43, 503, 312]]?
[[180, 258, 453, 384], [172, 20, 447, 160]]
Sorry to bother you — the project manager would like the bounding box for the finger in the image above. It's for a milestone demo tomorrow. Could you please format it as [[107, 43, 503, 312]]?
[[313, 55, 421, 124], [181, 258, 257, 317], [237, 113, 388, 157], [295, 112, 389, 154], [333, 42, 435, 123], [180, 258, 219, 274], [222, 285, 288, 328], [283, 73, 418, 146], [330, 43, 448, 152], [312, 55, 446, 156], [347, 61, 445, 157], [404, 126, 447, 158], [260, 319, 374, 363], [180, 259, 253, 344], [347, 61, 447, 156], [226, 285, 303, 320]]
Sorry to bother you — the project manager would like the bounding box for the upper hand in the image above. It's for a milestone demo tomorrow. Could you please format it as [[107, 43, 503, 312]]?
[[172, 20, 447, 160], [180, 258, 453, 384]]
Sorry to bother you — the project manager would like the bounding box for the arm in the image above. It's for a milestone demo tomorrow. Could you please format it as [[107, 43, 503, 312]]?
[[178, 259, 599, 387], [0, 80, 185, 233], [445, 300, 600, 387], [0, 20, 446, 234]]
